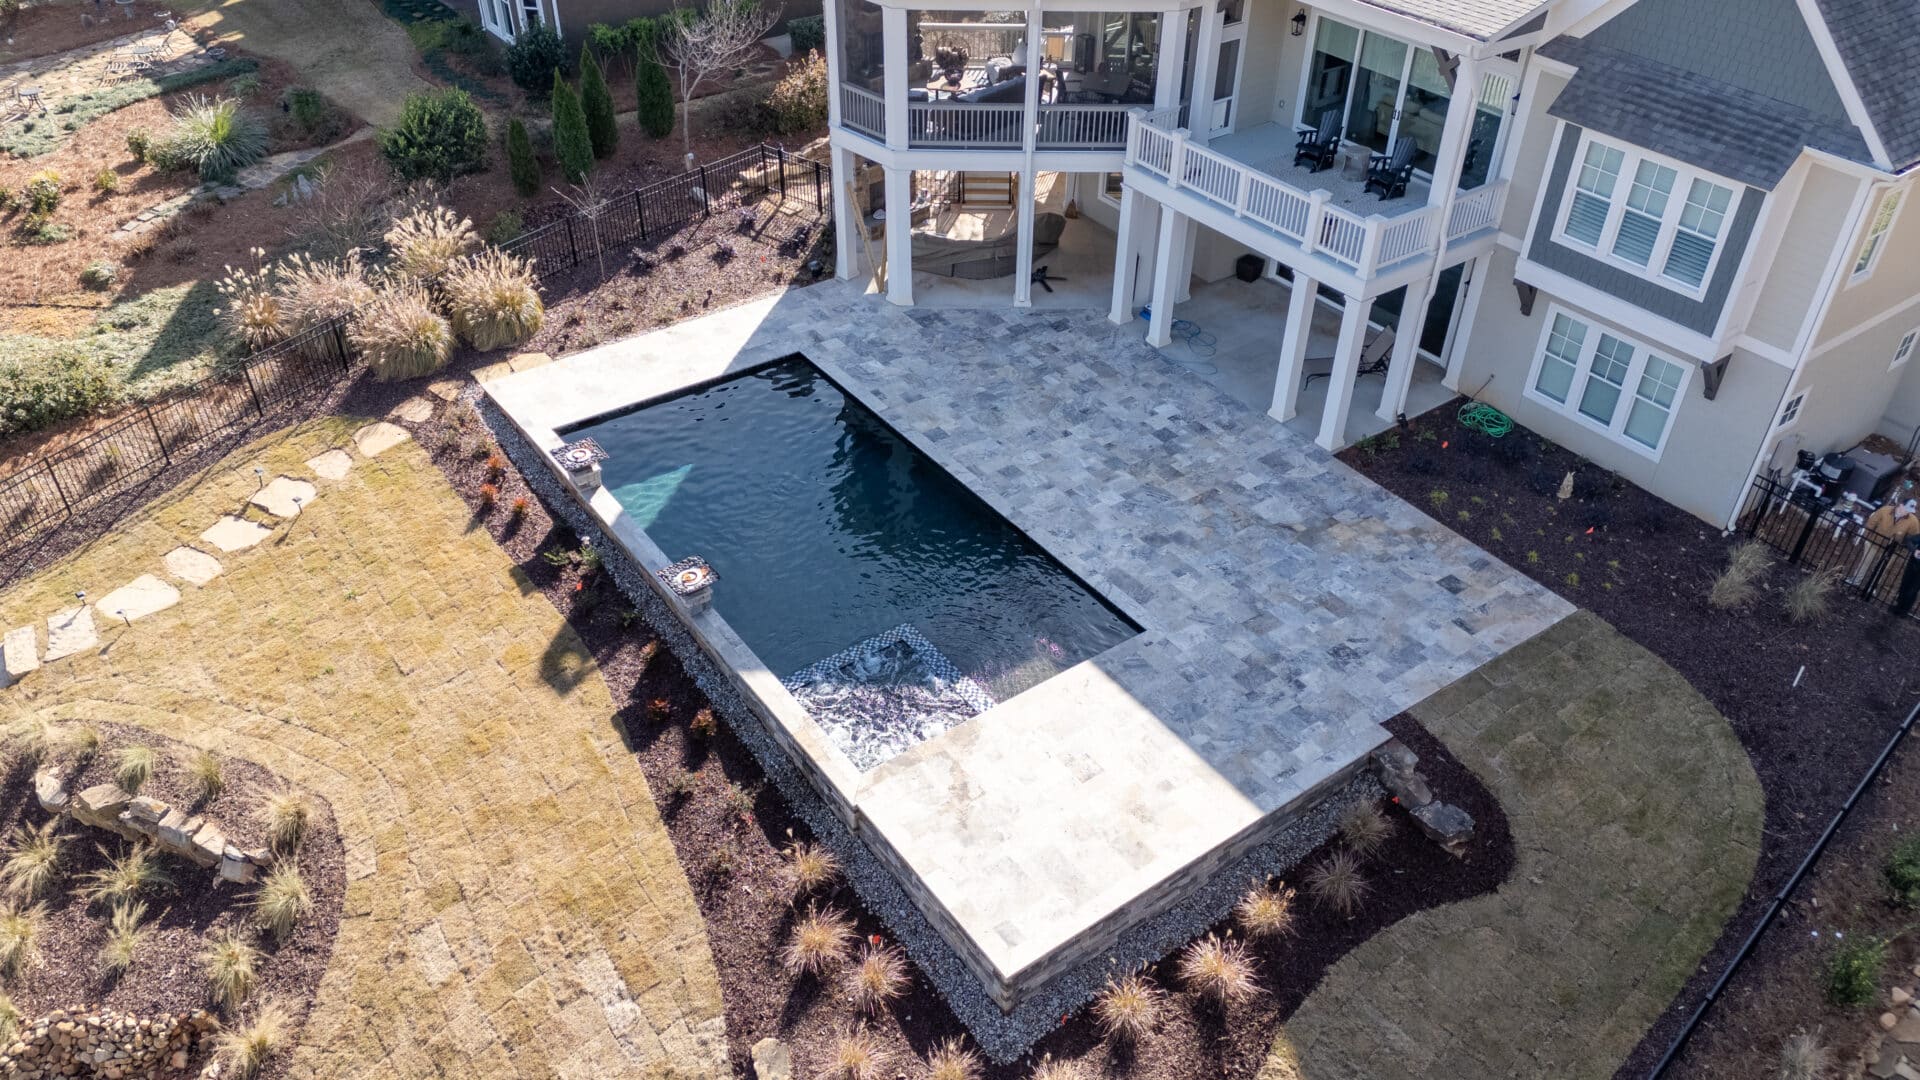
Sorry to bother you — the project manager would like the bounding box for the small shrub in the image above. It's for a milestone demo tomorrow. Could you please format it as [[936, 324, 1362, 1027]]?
[[384, 204, 480, 279], [663, 769, 697, 801], [765, 49, 828, 135], [22, 217, 73, 245], [92, 167, 120, 194], [706, 843, 736, 877], [0, 902, 44, 977], [166, 95, 267, 182], [923, 1037, 982, 1080], [486, 209, 524, 246], [226, 71, 262, 98], [1177, 933, 1260, 1007], [260, 790, 314, 853], [1234, 878, 1297, 941], [550, 72, 593, 183], [646, 697, 671, 723], [1306, 849, 1371, 916], [478, 482, 499, 507], [1709, 542, 1771, 611], [505, 116, 540, 198], [580, 46, 618, 159], [845, 942, 909, 1013], [690, 708, 718, 738], [283, 86, 329, 132], [1338, 800, 1392, 857], [636, 50, 674, 139], [829, 1025, 890, 1080], [785, 839, 839, 899], [213, 998, 289, 1079], [349, 282, 454, 381], [187, 748, 225, 802], [1777, 1029, 1829, 1080], [201, 927, 261, 1009], [0, 993, 17, 1048], [99, 900, 151, 977], [126, 128, 152, 162], [253, 864, 313, 942], [510, 496, 531, 520], [0, 346, 122, 438], [782, 904, 855, 978], [443, 250, 544, 351], [1824, 933, 1886, 1006], [723, 781, 755, 821], [1888, 835, 1920, 907], [1, 820, 67, 902], [23, 170, 61, 215], [1092, 969, 1162, 1043], [378, 88, 489, 182], [787, 14, 825, 55], [80, 844, 172, 909], [215, 256, 286, 350], [1786, 567, 1838, 623], [79, 259, 118, 290], [506, 23, 568, 97]]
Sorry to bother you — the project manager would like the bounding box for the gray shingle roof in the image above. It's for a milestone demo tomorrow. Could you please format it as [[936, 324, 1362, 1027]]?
[[1540, 36, 1873, 188], [1809, 0, 1920, 171], [1349, 0, 1546, 40]]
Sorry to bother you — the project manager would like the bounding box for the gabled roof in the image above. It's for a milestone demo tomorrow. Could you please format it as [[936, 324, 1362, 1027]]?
[[1809, 0, 1920, 171], [1349, 0, 1547, 41], [1540, 36, 1873, 188]]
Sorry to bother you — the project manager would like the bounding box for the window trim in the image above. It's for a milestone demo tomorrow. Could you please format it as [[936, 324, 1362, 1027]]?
[[1894, 327, 1920, 371], [1522, 303, 1691, 460], [1850, 186, 1906, 286], [1550, 130, 1739, 301], [1098, 171, 1124, 210], [1775, 389, 1808, 432]]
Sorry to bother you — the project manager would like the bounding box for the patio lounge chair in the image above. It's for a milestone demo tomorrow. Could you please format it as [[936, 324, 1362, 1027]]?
[[1365, 137, 1419, 200], [1293, 109, 1342, 172], [1303, 327, 1396, 387]]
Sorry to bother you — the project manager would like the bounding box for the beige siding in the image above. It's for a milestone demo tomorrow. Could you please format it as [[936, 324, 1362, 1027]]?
[[1816, 180, 1920, 350], [1457, 246, 1789, 524], [1794, 311, 1920, 449], [1237, 0, 1308, 134], [1501, 69, 1568, 239], [1879, 343, 1920, 442], [1743, 162, 1857, 351]]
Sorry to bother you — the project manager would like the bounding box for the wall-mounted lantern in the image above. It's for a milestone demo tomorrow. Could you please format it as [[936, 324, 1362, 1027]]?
[[1291, 9, 1307, 36]]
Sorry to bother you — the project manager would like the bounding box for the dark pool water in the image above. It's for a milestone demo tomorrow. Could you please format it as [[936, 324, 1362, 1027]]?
[[566, 355, 1139, 769]]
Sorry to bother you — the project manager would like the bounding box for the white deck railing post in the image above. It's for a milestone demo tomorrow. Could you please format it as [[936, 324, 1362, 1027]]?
[[1302, 190, 1329, 257]]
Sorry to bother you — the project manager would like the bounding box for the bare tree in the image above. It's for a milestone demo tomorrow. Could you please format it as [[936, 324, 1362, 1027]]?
[[662, 0, 781, 167]]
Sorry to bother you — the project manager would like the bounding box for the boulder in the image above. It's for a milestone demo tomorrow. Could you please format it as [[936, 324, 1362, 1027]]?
[[750, 1038, 793, 1080], [1411, 801, 1475, 855], [32, 768, 68, 813]]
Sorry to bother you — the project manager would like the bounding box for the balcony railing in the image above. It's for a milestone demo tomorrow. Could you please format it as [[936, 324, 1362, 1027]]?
[[1125, 109, 1508, 279], [908, 101, 1025, 147], [1036, 104, 1129, 149], [841, 84, 884, 140], [838, 88, 1131, 151]]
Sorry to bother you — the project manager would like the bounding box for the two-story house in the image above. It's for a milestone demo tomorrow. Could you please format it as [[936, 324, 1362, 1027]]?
[[820, 0, 1920, 527]]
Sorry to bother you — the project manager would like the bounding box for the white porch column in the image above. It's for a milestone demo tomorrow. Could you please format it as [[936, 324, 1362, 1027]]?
[[1444, 256, 1485, 390], [1146, 207, 1187, 347], [882, 7, 909, 150], [1316, 293, 1371, 452], [1269, 273, 1318, 422], [831, 146, 860, 281], [883, 165, 914, 305], [1375, 279, 1431, 421], [1109, 185, 1153, 324], [1427, 57, 1483, 210], [1154, 8, 1189, 111], [1013, 169, 1039, 307], [1173, 218, 1197, 302], [1187, 0, 1221, 142]]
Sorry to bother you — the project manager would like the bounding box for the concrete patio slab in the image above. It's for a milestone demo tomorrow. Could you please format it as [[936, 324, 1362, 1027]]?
[[351, 421, 411, 458], [44, 605, 97, 663], [97, 575, 182, 624], [0, 625, 39, 688], [484, 283, 1572, 1009], [200, 515, 272, 553], [248, 476, 318, 518], [163, 547, 224, 586], [304, 449, 354, 481]]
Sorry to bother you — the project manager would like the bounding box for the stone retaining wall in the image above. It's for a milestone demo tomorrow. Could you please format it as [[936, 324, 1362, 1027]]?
[[0, 1006, 216, 1080], [34, 767, 273, 884]]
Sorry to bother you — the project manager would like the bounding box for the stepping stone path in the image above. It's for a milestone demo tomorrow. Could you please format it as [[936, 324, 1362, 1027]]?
[[1868, 972, 1920, 1078], [122, 129, 373, 236], [305, 449, 354, 481], [249, 476, 318, 518], [96, 575, 182, 624], [200, 516, 272, 553], [389, 398, 435, 423], [43, 606, 98, 663], [427, 379, 465, 402], [0, 626, 40, 689], [352, 422, 412, 458], [163, 547, 224, 586]]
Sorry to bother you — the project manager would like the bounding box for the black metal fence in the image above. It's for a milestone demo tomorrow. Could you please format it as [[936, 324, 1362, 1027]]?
[[1732, 474, 1917, 609], [0, 144, 828, 552]]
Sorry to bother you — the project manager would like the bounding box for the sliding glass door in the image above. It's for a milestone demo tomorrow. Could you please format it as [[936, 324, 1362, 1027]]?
[[1344, 32, 1406, 155]]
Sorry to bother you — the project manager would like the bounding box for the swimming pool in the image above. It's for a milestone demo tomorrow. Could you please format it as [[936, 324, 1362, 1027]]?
[[565, 354, 1140, 770]]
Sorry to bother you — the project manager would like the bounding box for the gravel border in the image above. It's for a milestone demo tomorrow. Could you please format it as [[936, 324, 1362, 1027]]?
[[479, 391, 1371, 1063]]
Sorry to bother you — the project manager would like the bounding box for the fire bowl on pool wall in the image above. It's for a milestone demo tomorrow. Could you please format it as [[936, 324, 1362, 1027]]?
[[551, 437, 608, 491], [657, 556, 718, 614]]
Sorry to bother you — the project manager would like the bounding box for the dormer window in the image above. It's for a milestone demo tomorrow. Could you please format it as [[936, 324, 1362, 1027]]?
[[1554, 131, 1737, 296]]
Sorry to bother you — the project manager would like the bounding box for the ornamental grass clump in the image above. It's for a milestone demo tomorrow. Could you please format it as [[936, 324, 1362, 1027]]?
[[0, 994, 17, 1048], [1777, 1029, 1830, 1080], [0, 902, 44, 978], [1888, 834, 1920, 907], [923, 1037, 982, 1080], [165, 94, 268, 182], [1177, 933, 1260, 1007], [845, 942, 909, 1014], [253, 864, 312, 942], [202, 927, 261, 1009], [1234, 878, 1298, 941], [187, 748, 225, 803], [384, 204, 479, 280], [114, 744, 158, 794], [1306, 849, 1371, 917], [1091, 969, 1163, 1044], [275, 251, 376, 343], [1709, 541, 1771, 610], [261, 790, 313, 853], [781, 903, 855, 979], [1030, 1056, 1091, 1080], [2, 819, 69, 902], [80, 843, 172, 909], [214, 253, 286, 351], [1338, 800, 1392, 858], [57, 722, 101, 765], [99, 900, 151, 977], [214, 998, 289, 1079], [829, 1025, 890, 1080], [442, 249, 543, 351], [1786, 567, 1838, 623], [349, 282, 453, 381], [784, 839, 840, 901]]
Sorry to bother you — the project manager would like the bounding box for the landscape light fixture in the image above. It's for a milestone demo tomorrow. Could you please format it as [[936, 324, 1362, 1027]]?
[[254, 466, 265, 489], [1291, 9, 1307, 35], [117, 610, 130, 628]]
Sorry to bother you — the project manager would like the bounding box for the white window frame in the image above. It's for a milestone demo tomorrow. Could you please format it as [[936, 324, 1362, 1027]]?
[[1850, 186, 1906, 286], [1098, 171, 1123, 209], [1551, 129, 1740, 301], [1522, 303, 1691, 459], [1775, 389, 1808, 431], [1894, 327, 1920, 371]]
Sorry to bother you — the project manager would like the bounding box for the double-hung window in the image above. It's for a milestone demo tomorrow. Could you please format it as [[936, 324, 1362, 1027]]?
[[1527, 305, 1689, 456], [1554, 132, 1738, 295], [1853, 188, 1906, 284], [1895, 328, 1919, 371]]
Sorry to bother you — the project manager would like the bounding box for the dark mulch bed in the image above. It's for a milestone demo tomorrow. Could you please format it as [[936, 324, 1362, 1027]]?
[[394, 388, 1516, 1078], [2, 721, 344, 1080], [1337, 400, 1920, 1079]]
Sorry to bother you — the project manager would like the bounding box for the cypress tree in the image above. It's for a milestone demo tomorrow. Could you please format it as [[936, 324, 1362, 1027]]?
[[580, 45, 618, 159], [506, 117, 541, 197], [550, 70, 594, 184], [636, 48, 675, 140]]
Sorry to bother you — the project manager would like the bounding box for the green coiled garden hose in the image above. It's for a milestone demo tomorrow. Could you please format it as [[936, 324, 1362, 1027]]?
[[1457, 401, 1513, 438]]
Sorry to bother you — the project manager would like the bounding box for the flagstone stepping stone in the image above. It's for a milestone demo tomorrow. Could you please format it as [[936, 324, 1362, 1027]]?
[[427, 378, 464, 402], [163, 547, 224, 586], [249, 476, 318, 518], [43, 606, 98, 663], [305, 449, 354, 481], [201, 515, 272, 553], [96, 575, 182, 624], [352, 422, 412, 458], [389, 397, 435, 423], [0, 626, 40, 689]]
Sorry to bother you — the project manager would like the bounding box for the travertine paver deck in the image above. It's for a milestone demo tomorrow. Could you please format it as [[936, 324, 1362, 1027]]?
[[486, 284, 1573, 1000], [0, 422, 726, 1077], [1262, 613, 1763, 1080]]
